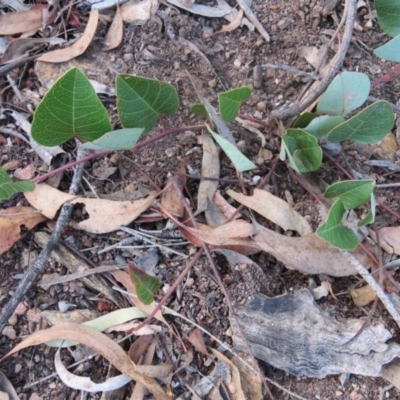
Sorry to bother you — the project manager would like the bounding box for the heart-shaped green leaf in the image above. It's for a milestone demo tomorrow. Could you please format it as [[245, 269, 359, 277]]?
[[317, 72, 370, 117], [327, 101, 394, 144], [324, 179, 375, 209], [129, 264, 161, 305], [375, 0, 400, 37], [218, 87, 252, 122], [0, 167, 35, 200], [282, 129, 322, 173], [31, 68, 112, 147], [208, 127, 255, 172], [81, 128, 144, 151], [374, 34, 400, 62], [292, 112, 316, 129], [304, 115, 344, 139], [190, 103, 209, 119], [317, 199, 359, 250], [116, 75, 179, 134]]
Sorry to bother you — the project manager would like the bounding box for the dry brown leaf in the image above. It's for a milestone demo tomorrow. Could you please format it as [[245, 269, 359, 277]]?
[[0, 323, 166, 399], [120, 0, 158, 23], [160, 164, 186, 218], [14, 164, 36, 180], [349, 285, 376, 307], [378, 226, 400, 255], [180, 220, 259, 255], [212, 191, 240, 220], [211, 349, 246, 400], [24, 183, 156, 234], [37, 10, 99, 63], [0, 5, 50, 35], [196, 133, 220, 215], [102, 6, 123, 51], [219, 9, 243, 33], [188, 328, 213, 360], [111, 270, 168, 327], [0, 206, 47, 255], [128, 335, 153, 363], [254, 222, 373, 277], [227, 188, 312, 236]]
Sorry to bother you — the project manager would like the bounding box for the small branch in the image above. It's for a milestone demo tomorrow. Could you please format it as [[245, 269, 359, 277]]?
[[236, 0, 270, 42], [272, 0, 357, 120], [262, 63, 321, 79]]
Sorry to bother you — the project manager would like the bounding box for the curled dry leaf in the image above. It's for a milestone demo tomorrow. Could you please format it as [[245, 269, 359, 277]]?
[[216, 8, 243, 34], [0, 4, 53, 35], [55, 348, 131, 392], [180, 220, 259, 255], [253, 222, 372, 277], [227, 188, 312, 236], [349, 285, 376, 307], [25, 183, 156, 234], [37, 10, 99, 63], [102, 6, 123, 51], [196, 133, 220, 215], [160, 164, 187, 218], [120, 0, 158, 24], [0, 206, 47, 255], [0, 323, 166, 399], [378, 226, 400, 255]]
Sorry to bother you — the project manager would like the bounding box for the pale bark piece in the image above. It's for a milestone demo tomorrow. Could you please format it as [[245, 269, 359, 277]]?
[[228, 188, 312, 236], [25, 183, 156, 234], [0, 323, 166, 399], [231, 289, 400, 379], [0, 206, 47, 255], [120, 0, 158, 24], [102, 6, 123, 51], [0, 5, 48, 35], [253, 222, 372, 277], [35, 231, 125, 308], [196, 133, 220, 215], [37, 10, 99, 63], [378, 226, 400, 255], [160, 164, 186, 218], [349, 285, 376, 307]]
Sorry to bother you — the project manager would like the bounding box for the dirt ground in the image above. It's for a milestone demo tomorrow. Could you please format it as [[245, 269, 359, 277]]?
[[1, 0, 400, 399]]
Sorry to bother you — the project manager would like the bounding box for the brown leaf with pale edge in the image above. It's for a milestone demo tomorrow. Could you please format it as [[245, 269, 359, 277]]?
[[0, 323, 166, 399], [188, 328, 213, 360], [196, 133, 220, 215], [253, 222, 373, 277], [378, 226, 400, 255], [160, 164, 186, 218], [349, 285, 376, 307], [0, 5, 48, 35], [102, 6, 123, 51], [227, 188, 312, 236], [0, 206, 47, 255], [179, 220, 259, 255], [37, 10, 99, 63], [25, 183, 156, 234], [219, 9, 243, 33]]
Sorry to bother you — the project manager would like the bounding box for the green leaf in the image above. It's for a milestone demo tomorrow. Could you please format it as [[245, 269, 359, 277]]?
[[282, 129, 323, 173], [317, 199, 359, 250], [31, 68, 112, 147], [324, 179, 375, 209], [218, 87, 252, 122], [190, 103, 209, 118], [116, 75, 179, 133], [317, 72, 370, 117], [327, 101, 394, 144], [292, 112, 316, 128], [375, 0, 400, 37], [374, 34, 400, 62], [81, 128, 144, 151], [0, 167, 35, 200], [358, 193, 376, 227], [129, 264, 161, 305], [208, 127, 256, 172], [303, 115, 344, 139]]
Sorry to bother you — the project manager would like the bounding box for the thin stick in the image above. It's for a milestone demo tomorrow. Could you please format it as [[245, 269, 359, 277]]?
[[236, 0, 270, 42], [272, 0, 356, 120]]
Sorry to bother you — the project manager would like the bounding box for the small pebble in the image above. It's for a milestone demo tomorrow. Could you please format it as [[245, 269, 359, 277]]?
[[2, 326, 16, 340], [256, 101, 266, 111], [123, 53, 134, 62], [165, 147, 179, 158], [255, 156, 264, 166], [252, 175, 261, 185], [208, 79, 217, 88], [237, 140, 246, 151], [233, 59, 241, 67], [254, 110, 263, 119], [15, 364, 22, 374]]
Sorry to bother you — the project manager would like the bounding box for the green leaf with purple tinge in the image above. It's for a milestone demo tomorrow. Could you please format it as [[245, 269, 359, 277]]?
[[129, 264, 161, 305]]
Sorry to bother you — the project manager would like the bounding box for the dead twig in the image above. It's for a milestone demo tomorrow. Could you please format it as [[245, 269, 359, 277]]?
[[272, 0, 356, 120], [235, 0, 270, 42]]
